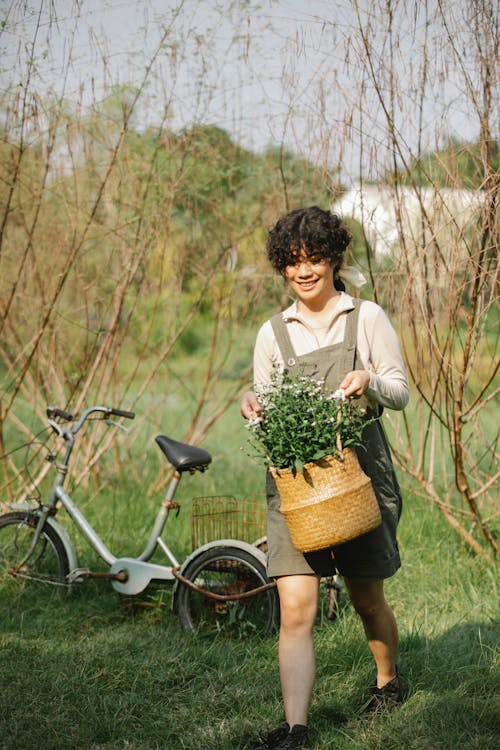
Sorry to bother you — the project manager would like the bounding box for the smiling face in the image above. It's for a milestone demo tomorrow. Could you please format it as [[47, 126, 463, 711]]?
[[284, 249, 337, 311]]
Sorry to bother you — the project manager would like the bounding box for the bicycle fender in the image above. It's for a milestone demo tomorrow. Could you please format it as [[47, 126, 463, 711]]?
[[7, 503, 79, 574], [171, 539, 268, 610], [18, 513, 78, 573], [45, 517, 79, 573]]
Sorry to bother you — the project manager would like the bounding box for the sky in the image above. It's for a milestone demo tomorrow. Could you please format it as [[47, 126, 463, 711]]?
[[0, 0, 492, 181]]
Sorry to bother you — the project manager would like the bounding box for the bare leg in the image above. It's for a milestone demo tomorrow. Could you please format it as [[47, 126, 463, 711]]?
[[276, 575, 319, 726], [344, 577, 398, 688]]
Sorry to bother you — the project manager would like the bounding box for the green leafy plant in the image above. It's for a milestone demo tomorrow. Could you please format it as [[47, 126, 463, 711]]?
[[245, 366, 373, 472]]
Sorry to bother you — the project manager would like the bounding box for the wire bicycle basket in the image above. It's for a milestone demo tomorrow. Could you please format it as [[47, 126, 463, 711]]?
[[190, 494, 267, 549]]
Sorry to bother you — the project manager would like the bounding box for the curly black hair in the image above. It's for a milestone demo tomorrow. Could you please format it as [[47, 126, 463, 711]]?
[[266, 206, 351, 277]]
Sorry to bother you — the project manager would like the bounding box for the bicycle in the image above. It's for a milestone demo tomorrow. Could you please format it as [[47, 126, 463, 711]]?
[[0, 405, 280, 636]]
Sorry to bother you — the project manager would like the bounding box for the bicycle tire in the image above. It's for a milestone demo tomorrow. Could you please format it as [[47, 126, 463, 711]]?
[[0, 512, 70, 587], [176, 546, 279, 637], [323, 576, 341, 621]]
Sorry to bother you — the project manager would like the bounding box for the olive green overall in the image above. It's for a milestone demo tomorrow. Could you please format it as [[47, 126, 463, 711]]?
[[265, 299, 403, 580]]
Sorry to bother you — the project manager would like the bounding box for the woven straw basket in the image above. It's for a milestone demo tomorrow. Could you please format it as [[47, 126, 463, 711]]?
[[270, 448, 381, 552]]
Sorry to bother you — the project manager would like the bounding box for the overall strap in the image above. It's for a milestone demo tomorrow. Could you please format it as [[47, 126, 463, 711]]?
[[270, 312, 298, 367], [343, 298, 363, 369], [346, 299, 382, 415]]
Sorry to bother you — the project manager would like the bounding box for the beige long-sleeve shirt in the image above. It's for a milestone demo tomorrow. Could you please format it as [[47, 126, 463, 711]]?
[[253, 292, 409, 411]]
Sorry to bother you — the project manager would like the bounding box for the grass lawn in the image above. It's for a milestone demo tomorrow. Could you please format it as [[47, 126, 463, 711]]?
[[0, 478, 498, 750]]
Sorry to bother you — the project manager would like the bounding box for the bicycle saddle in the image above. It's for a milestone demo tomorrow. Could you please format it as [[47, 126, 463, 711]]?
[[155, 435, 212, 472]]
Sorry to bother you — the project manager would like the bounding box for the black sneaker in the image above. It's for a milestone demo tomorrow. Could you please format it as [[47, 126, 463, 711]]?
[[363, 673, 407, 713], [251, 723, 308, 750], [250, 722, 290, 749], [275, 725, 308, 749]]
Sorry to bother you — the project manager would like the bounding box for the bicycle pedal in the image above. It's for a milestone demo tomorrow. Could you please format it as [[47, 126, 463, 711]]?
[[67, 567, 92, 583]]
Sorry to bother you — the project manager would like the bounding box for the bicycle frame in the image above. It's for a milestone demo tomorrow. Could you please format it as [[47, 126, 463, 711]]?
[[52, 475, 182, 569], [1, 403, 284, 635], [14, 405, 267, 597], [52, 473, 190, 595]]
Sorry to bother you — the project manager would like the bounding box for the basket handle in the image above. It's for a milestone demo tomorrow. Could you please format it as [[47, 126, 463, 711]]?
[[336, 407, 343, 454], [336, 430, 342, 454]]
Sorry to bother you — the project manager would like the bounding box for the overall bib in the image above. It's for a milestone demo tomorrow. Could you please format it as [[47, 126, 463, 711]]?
[[265, 299, 403, 580]]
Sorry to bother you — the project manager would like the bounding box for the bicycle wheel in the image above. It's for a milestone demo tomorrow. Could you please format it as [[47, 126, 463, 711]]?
[[322, 575, 341, 621], [176, 546, 279, 637], [0, 512, 70, 586]]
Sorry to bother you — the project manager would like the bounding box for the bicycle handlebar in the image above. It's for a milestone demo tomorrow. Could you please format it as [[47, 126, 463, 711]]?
[[47, 407, 74, 421], [109, 408, 135, 419], [46, 405, 136, 431]]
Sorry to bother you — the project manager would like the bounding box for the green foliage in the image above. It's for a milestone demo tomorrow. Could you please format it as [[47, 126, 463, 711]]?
[[252, 145, 335, 211], [399, 138, 499, 189], [175, 124, 252, 207], [1, 73, 496, 559], [245, 367, 372, 471]]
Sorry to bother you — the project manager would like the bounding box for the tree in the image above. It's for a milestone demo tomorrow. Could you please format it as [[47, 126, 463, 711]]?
[[338, 0, 499, 563], [0, 0, 497, 563]]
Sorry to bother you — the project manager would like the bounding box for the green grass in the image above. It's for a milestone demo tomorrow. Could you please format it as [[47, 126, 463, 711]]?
[[1, 315, 496, 749], [0, 479, 498, 749]]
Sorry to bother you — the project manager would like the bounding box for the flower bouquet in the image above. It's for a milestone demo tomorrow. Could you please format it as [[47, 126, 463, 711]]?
[[245, 367, 382, 551]]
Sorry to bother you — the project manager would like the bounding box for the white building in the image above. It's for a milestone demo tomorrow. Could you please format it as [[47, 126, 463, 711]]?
[[332, 184, 484, 258]]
